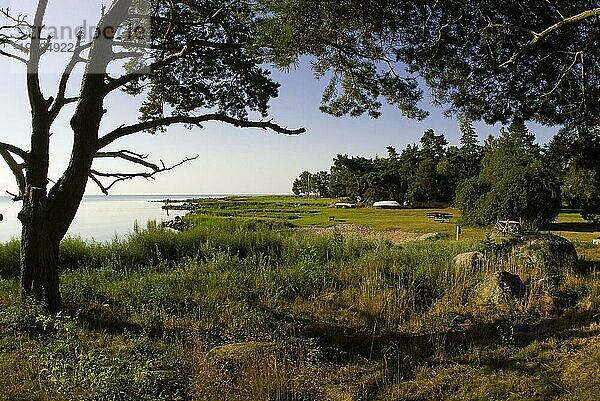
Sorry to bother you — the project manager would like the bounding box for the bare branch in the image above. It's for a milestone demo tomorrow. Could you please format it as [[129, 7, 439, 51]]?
[[545, 0, 566, 19], [0, 37, 29, 53], [94, 150, 159, 170], [88, 173, 109, 195], [540, 51, 582, 98], [0, 8, 32, 29], [111, 51, 146, 60], [49, 33, 87, 120], [97, 114, 306, 150], [0, 149, 26, 197], [0, 36, 30, 53], [39, 35, 53, 56], [0, 140, 27, 197], [6, 191, 23, 201], [484, 23, 540, 37], [27, 0, 50, 108], [0, 141, 29, 160], [0, 48, 27, 63], [89, 154, 199, 194], [63, 97, 79, 105], [0, 7, 32, 57]]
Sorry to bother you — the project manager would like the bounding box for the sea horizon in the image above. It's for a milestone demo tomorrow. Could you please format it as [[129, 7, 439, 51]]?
[[0, 193, 290, 243]]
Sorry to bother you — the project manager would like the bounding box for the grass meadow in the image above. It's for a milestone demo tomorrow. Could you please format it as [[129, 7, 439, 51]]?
[[0, 196, 599, 400]]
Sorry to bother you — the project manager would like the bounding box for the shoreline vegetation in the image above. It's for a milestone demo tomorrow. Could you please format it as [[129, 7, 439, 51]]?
[[1, 195, 599, 400]]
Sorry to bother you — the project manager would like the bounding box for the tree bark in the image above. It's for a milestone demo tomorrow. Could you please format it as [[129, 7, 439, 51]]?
[[19, 188, 61, 312]]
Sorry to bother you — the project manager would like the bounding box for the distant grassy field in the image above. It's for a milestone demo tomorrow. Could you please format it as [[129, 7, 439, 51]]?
[[187, 195, 474, 232], [186, 195, 600, 260], [0, 197, 599, 400]]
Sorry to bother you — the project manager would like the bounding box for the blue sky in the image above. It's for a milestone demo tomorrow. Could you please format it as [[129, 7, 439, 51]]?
[[0, 1, 559, 195]]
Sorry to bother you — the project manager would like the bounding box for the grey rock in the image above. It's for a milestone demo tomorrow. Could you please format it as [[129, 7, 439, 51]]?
[[512, 234, 578, 291], [475, 271, 526, 307], [417, 232, 440, 241], [454, 251, 485, 270]]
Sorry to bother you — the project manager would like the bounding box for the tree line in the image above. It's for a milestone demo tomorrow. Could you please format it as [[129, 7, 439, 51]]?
[[293, 118, 600, 227]]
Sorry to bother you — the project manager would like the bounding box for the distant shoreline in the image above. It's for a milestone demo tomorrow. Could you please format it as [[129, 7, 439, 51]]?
[[0, 193, 295, 202]]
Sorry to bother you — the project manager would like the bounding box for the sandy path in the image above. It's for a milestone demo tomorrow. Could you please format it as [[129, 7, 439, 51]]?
[[297, 224, 420, 244]]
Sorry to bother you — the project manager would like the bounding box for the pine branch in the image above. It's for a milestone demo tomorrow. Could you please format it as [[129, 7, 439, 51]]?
[[499, 8, 600, 66], [97, 113, 306, 149]]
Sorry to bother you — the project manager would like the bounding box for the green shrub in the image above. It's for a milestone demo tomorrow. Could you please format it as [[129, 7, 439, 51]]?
[[0, 240, 20, 278]]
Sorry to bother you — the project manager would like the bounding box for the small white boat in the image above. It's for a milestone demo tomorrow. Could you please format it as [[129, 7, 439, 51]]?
[[373, 201, 401, 209]]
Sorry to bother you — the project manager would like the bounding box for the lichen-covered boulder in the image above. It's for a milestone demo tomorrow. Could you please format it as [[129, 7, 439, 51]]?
[[511, 234, 578, 291], [474, 271, 526, 308], [454, 251, 485, 271]]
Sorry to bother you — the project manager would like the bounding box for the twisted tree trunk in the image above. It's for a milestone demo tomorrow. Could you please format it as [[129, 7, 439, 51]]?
[[19, 193, 61, 312]]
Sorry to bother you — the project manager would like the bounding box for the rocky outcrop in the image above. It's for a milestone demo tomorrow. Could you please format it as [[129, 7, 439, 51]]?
[[163, 216, 191, 231], [473, 271, 526, 308], [466, 235, 576, 322], [417, 232, 441, 241], [454, 251, 486, 271], [511, 234, 578, 292]]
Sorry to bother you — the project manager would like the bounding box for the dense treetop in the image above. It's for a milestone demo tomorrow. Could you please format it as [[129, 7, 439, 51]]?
[[261, 1, 600, 128]]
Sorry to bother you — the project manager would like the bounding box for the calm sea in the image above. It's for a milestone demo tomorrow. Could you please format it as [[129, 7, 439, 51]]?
[[0, 195, 221, 243]]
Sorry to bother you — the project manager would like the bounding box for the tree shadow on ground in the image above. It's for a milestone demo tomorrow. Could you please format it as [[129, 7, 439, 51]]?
[[550, 222, 600, 233], [64, 302, 141, 335]]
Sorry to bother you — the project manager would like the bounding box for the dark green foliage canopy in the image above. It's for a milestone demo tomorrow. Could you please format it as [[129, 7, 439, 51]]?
[[409, 130, 449, 203], [329, 155, 375, 199], [456, 121, 561, 227], [418, 1, 600, 128], [258, 0, 427, 119], [292, 171, 312, 196], [320, 129, 483, 205], [127, 0, 280, 129], [563, 165, 600, 222], [292, 171, 330, 197], [260, 1, 600, 128], [266, 1, 597, 223], [549, 127, 600, 221], [307, 121, 560, 227], [312, 171, 332, 198]]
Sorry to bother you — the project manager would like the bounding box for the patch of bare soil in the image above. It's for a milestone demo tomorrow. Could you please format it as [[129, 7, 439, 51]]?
[[298, 224, 418, 244]]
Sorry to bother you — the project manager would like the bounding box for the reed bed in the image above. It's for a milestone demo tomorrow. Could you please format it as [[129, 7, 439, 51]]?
[[0, 216, 598, 400]]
